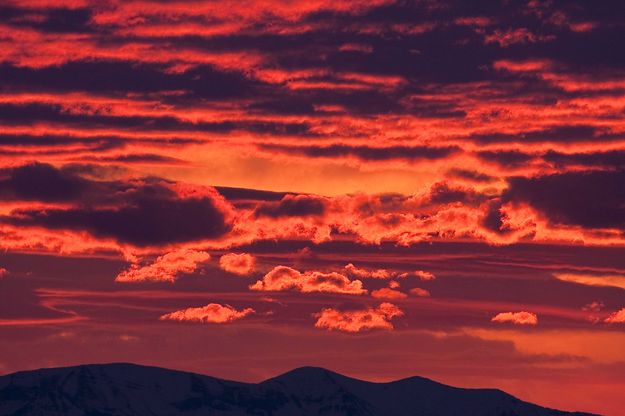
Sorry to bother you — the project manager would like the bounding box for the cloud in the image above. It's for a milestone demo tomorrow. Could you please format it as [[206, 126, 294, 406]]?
[[491, 311, 538, 326], [604, 308, 625, 324], [160, 303, 255, 323], [553, 273, 625, 290], [314, 302, 403, 333], [371, 288, 407, 300], [260, 144, 460, 162], [249, 265, 366, 295], [2, 166, 235, 246], [343, 263, 392, 279], [116, 249, 210, 283], [0, 268, 7, 278], [344, 264, 436, 281], [504, 171, 625, 230], [409, 287, 430, 297], [219, 253, 256, 276], [0, 162, 87, 202], [398, 270, 436, 281], [254, 194, 327, 218]]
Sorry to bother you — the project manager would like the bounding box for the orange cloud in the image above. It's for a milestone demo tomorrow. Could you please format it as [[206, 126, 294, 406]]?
[[553, 273, 625, 290], [250, 266, 366, 295], [314, 302, 403, 333], [343, 263, 392, 279], [219, 252, 256, 276], [397, 271, 436, 280], [491, 311, 538, 325], [116, 249, 210, 283], [409, 287, 431, 297], [160, 303, 255, 323], [604, 308, 625, 324], [371, 287, 407, 300]]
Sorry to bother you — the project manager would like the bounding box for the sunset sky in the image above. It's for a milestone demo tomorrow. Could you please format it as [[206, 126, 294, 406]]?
[[1, 0, 625, 414]]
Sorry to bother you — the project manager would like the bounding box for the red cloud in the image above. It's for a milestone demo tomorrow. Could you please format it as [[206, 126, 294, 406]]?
[[604, 308, 625, 324], [0, 267, 7, 278], [250, 266, 366, 295], [160, 303, 255, 323], [314, 302, 403, 333], [491, 311, 538, 325], [371, 288, 407, 300], [397, 270, 436, 280], [409, 287, 431, 297], [344, 264, 436, 281], [219, 252, 256, 276], [116, 249, 210, 283], [343, 263, 391, 279]]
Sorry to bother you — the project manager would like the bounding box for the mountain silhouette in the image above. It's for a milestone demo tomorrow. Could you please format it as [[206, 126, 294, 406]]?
[[0, 363, 596, 416]]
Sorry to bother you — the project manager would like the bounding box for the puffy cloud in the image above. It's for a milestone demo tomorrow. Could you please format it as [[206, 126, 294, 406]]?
[[219, 252, 256, 276], [1, 164, 235, 247], [388, 280, 400, 289], [314, 302, 403, 333], [553, 273, 625, 290], [604, 308, 625, 324], [409, 287, 431, 297], [371, 288, 407, 300], [398, 270, 436, 281], [0, 267, 7, 278], [343, 263, 391, 279], [116, 249, 210, 283], [250, 265, 366, 295], [160, 303, 255, 323], [491, 311, 538, 326]]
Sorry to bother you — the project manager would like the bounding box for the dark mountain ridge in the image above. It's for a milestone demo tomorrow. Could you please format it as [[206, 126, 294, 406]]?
[[0, 363, 597, 416]]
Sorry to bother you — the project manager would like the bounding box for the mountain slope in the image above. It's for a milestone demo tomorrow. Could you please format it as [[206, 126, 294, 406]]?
[[0, 363, 595, 416]]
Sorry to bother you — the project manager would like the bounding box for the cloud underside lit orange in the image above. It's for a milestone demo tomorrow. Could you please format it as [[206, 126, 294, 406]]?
[[160, 303, 255, 323], [314, 303, 404, 332]]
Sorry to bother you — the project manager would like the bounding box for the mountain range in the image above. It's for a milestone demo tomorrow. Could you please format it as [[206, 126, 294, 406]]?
[[0, 363, 596, 415]]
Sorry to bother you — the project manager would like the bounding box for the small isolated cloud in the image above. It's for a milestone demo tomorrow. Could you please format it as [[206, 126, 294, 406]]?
[[398, 270, 436, 280], [344, 264, 436, 281], [604, 308, 625, 324], [116, 249, 210, 283], [583, 301, 605, 312], [314, 302, 403, 333], [219, 252, 256, 276], [0, 268, 7, 279], [371, 288, 407, 300], [160, 303, 255, 323], [410, 287, 431, 297], [250, 265, 367, 295], [553, 273, 625, 290], [491, 311, 538, 325], [344, 263, 392, 279], [388, 280, 400, 289]]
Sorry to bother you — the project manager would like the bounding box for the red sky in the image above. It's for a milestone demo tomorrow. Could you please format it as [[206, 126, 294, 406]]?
[[0, 1, 624, 414]]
